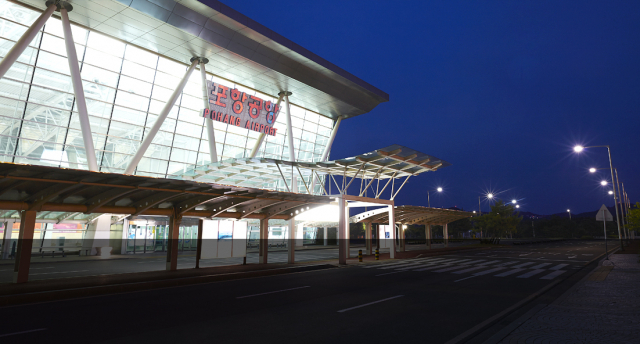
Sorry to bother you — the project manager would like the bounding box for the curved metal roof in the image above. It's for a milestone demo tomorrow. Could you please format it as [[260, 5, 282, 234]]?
[[352, 205, 472, 225], [17, 0, 388, 119]]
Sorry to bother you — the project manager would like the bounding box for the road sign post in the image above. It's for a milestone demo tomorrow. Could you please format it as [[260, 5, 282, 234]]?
[[596, 204, 613, 260]]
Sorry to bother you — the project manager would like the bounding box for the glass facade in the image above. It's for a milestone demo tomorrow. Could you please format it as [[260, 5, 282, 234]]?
[[0, 2, 335, 181]]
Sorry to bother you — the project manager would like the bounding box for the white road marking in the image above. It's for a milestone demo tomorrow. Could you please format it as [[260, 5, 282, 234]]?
[[540, 270, 566, 280], [433, 265, 470, 273], [452, 266, 489, 274], [236, 286, 310, 299], [494, 268, 526, 277], [512, 262, 535, 268], [454, 276, 477, 282], [0, 328, 47, 338], [337, 295, 404, 313], [516, 269, 546, 278]]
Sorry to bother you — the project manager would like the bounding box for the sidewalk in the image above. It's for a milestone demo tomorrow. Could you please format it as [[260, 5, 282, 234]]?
[[497, 251, 640, 343]]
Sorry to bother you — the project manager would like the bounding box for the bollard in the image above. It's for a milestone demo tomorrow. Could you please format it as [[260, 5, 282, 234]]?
[[358, 250, 363, 262], [375, 248, 379, 260]]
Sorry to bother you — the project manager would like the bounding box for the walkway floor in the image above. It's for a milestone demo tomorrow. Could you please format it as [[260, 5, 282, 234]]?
[[497, 250, 640, 343]]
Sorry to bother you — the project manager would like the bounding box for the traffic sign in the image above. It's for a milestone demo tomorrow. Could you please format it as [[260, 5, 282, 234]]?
[[596, 204, 613, 222]]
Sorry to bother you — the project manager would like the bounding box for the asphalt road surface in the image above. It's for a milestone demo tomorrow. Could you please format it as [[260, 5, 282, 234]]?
[[0, 240, 609, 343]]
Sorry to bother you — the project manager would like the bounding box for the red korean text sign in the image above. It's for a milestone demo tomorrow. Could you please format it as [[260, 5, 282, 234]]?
[[202, 81, 280, 136]]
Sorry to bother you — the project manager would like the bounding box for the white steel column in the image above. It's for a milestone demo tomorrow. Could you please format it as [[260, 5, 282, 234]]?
[[125, 59, 198, 174], [199, 58, 217, 163], [311, 116, 342, 194], [365, 222, 372, 255], [388, 205, 396, 259], [249, 94, 284, 158], [323, 227, 328, 246], [0, 2, 56, 80], [400, 225, 406, 252], [287, 220, 295, 263], [345, 201, 350, 259], [61, 5, 98, 171], [444, 223, 449, 248], [338, 196, 346, 265]]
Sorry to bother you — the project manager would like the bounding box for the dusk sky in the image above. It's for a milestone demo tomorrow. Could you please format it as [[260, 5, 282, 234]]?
[[216, 0, 640, 215]]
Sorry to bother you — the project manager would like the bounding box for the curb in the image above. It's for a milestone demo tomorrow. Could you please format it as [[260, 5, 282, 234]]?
[[0, 263, 335, 307]]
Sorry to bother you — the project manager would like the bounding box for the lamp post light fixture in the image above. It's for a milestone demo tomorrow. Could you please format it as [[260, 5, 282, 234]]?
[[512, 199, 517, 204], [515, 205, 520, 209], [608, 190, 614, 195], [567, 209, 571, 220], [478, 193, 494, 216], [427, 187, 443, 208], [574, 145, 623, 249]]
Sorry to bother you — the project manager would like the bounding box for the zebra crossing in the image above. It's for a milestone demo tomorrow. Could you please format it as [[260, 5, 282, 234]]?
[[361, 257, 575, 280]]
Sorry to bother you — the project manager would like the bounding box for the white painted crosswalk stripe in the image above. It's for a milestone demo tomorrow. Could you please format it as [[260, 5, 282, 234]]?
[[517, 269, 546, 278], [452, 266, 490, 274], [529, 263, 552, 269], [433, 265, 470, 273], [494, 268, 526, 277], [540, 270, 566, 280], [512, 262, 536, 268]]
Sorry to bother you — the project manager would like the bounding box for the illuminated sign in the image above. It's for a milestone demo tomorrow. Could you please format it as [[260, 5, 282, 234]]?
[[202, 81, 280, 136]]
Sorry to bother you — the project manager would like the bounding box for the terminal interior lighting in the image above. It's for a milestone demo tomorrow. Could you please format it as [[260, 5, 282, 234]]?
[[574, 145, 584, 153]]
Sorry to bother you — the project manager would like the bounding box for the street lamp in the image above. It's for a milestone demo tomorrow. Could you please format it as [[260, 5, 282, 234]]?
[[608, 190, 614, 195], [591, 166, 628, 242], [511, 199, 517, 204], [515, 205, 520, 209], [600, 180, 608, 186], [574, 145, 623, 249], [567, 209, 571, 220], [427, 187, 443, 208], [478, 193, 494, 215]]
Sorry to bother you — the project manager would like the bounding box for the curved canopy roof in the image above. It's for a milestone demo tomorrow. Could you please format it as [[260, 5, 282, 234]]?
[[351, 205, 472, 225]]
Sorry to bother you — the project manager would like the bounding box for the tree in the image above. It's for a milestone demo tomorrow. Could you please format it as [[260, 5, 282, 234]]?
[[474, 200, 522, 238], [625, 202, 640, 233]]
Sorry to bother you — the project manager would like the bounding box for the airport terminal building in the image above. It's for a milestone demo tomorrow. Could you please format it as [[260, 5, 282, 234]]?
[[0, 0, 470, 283]]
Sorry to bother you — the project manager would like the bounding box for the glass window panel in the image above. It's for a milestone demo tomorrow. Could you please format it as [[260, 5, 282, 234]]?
[[31, 67, 72, 93], [84, 47, 122, 72], [180, 94, 201, 111], [305, 112, 320, 123], [144, 113, 176, 133], [114, 91, 149, 112], [157, 57, 185, 77], [303, 121, 318, 133], [153, 71, 180, 90], [290, 116, 303, 129], [24, 103, 70, 127], [174, 121, 201, 138], [171, 134, 200, 151], [290, 105, 305, 119], [120, 60, 155, 83], [318, 126, 331, 137], [137, 157, 168, 175], [0, 98, 25, 120], [318, 116, 333, 128], [224, 132, 246, 148], [34, 50, 70, 75], [167, 162, 189, 176], [150, 85, 174, 103], [222, 144, 244, 159], [124, 45, 157, 69], [0, 4, 42, 27], [169, 147, 197, 164], [0, 74, 31, 100], [143, 142, 171, 160], [118, 76, 152, 98], [83, 81, 116, 104], [68, 113, 110, 135], [81, 64, 119, 88], [0, 135, 16, 158], [301, 130, 316, 143], [111, 105, 146, 127], [86, 31, 125, 57], [178, 107, 204, 125]]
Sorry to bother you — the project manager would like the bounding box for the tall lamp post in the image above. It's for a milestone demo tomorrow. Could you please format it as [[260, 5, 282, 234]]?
[[427, 187, 443, 208], [574, 145, 623, 249], [589, 166, 626, 242], [567, 209, 571, 220]]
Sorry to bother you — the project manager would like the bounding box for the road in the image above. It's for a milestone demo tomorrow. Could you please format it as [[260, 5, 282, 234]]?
[[0, 240, 609, 343]]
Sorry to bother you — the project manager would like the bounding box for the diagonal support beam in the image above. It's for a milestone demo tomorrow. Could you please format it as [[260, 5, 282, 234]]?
[[236, 199, 286, 219], [174, 194, 225, 215], [84, 188, 138, 213], [27, 184, 82, 211], [125, 58, 199, 174]]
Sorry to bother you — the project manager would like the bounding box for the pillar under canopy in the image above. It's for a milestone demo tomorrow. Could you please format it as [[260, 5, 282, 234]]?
[[13, 210, 36, 283], [365, 222, 372, 255], [259, 218, 269, 264], [166, 213, 182, 271], [338, 196, 347, 265], [426, 225, 432, 249], [388, 205, 396, 259], [444, 223, 449, 248]]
